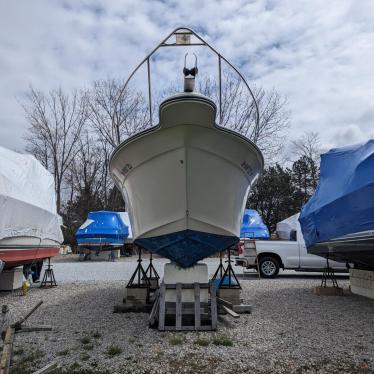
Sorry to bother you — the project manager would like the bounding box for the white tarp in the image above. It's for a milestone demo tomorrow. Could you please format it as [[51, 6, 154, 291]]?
[[276, 213, 301, 240], [0, 146, 63, 243]]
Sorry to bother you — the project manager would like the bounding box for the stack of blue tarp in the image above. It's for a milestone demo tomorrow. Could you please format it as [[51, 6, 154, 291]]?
[[299, 140, 374, 247], [240, 209, 269, 239]]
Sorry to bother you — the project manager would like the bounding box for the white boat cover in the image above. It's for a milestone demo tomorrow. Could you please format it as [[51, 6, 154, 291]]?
[[0, 146, 63, 243], [276, 213, 301, 241]]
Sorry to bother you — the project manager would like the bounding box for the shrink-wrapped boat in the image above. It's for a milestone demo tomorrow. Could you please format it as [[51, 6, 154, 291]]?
[[0, 146, 63, 269], [299, 140, 374, 269]]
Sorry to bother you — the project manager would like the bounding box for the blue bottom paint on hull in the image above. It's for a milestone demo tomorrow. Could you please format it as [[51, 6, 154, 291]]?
[[135, 229, 239, 268]]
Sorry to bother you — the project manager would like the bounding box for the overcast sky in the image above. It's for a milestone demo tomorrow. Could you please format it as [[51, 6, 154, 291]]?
[[1, 0, 374, 153]]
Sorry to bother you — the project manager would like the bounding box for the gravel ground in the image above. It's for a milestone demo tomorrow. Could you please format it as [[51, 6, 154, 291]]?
[[1, 259, 373, 374], [49, 255, 219, 282]]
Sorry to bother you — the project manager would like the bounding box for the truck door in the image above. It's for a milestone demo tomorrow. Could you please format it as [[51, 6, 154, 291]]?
[[299, 241, 327, 268]]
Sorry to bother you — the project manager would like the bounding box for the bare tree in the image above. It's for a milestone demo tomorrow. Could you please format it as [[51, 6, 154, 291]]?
[[88, 79, 149, 148], [67, 131, 104, 200], [198, 74, 289, 160], [22, 87, 88, 213], [291, 131, 322, 164], [290, 131, 322, 191]]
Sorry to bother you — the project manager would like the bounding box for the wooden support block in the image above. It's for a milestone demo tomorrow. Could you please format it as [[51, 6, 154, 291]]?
[[158, 283, 166, 331], [149, 290, 160, 326], [217, 297, 233, 309], [175, 283, 182, 330], [313, 286, 344, 296], [194, 283, 201, 330], [210, 283, 217, 330], [16, 325, 52, 333], [222, 305, 240, 318], [232, 304, 252, 314], [0, 327, 15, 374], [32, 361, 58, 374]]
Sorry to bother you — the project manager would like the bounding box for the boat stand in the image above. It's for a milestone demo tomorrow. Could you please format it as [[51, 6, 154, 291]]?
[[321, 257, 340, 288], [211, 249, 242, 306], [313, 256, 344, 296], [40, 258, 57, 288], [144, 252, 160, 291], [125, 248, 151, 305], [211, 252, 225, 281], [150, 282, 217, 331]]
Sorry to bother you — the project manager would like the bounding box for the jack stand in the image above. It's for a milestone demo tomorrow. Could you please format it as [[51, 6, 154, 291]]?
[[144, 252, 160, 291], [219, 248, 241, 289], [321, 257, 340, 288], [126, 248, 150, 305], [211, 252, 226, 281], [40, 258, 57, 288], [313, 256, 344, 296], [215, 249, 242, 306]]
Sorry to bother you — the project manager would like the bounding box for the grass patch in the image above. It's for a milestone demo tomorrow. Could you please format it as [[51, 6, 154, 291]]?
[[13, 348, 24, 356], [194, 337, 210, 347], [169, 334, 187, 346], [11, 362, 30, 374], [82, 344, 94, 351], [80, 336, 91, 345], [92, 331, 101, 339], [12, 349, 44, 374], [24, 349, 45, 362], [81, 353, 90, 361], [57, 348, 70, 356], [107, 344, 122, 357], [212, 335, 233, 347], [70, 361, 81, 370]]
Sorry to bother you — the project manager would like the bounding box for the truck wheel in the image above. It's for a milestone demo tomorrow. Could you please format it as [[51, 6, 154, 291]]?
[[259, 256, 280, 278]]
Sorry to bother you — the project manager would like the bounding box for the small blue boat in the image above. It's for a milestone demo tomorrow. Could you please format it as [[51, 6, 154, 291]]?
[[76, 211, 129, 251], [240, 209, 269, 239]]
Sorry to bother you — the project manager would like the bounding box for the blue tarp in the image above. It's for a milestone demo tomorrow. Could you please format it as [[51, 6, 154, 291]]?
[[299, 140, 374, 247], [76, 211, 129, 250], [240, 209, 269, 239]]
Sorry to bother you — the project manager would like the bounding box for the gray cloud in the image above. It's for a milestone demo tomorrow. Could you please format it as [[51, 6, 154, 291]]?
[[0, 0, 374, 153]]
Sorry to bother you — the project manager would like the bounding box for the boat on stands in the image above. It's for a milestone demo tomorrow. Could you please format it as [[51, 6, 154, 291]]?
[[76, 211, 129, 251], [0, 146, 63, 269], [299, 140, 374, 269], [110, 28, 263, 267], [240, 209, 269, 240]]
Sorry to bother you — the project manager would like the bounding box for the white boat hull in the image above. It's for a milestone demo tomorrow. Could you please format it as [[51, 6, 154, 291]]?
[[110, 94, 263, 266]]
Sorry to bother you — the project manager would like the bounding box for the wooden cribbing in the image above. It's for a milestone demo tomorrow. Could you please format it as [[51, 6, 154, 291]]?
[[210, 283, 217, 330], [149, 290, 160, 326], [221, 305, 240, 318], [194, 283, 201, 329], [0, 327, 15, 374], [158, 283, 166, 330], [16, 325, 52, 333], [175, 283, 182, 330], [32, 361, 58, 374]]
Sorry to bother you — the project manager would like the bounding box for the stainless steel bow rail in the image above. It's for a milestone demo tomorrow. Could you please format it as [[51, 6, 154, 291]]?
[[114, 27, 260, 144]]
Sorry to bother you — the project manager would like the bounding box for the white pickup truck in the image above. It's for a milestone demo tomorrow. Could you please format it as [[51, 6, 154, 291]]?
[[234, 226, 348, 278]]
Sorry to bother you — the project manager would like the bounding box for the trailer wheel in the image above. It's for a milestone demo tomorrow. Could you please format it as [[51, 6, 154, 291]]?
[[259, 256, 280, 278]]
